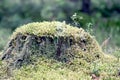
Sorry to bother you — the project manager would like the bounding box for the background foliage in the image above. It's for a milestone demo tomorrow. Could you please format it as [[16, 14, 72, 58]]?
[[0, 0, 120, 28]]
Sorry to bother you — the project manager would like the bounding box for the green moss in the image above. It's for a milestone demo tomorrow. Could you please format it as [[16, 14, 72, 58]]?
[[11, 55, 120, 80], [0, 21, 120, 79], [12, 21, 87, 38]]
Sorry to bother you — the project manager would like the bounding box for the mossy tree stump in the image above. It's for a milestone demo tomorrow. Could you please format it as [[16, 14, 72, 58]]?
[[1, 21, 103, 68]]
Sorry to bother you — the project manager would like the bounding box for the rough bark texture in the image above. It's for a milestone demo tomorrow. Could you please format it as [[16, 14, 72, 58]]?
[[1, 34, 102, 69]]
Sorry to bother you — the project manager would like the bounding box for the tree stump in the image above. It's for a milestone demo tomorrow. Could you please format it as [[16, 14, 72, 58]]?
[[0, 21, 103, 68]]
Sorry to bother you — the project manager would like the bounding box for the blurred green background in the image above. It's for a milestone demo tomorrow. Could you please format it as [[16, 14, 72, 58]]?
[[0, 0, 120, 52]]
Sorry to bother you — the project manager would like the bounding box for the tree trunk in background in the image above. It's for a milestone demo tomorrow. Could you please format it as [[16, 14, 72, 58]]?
[[81, 0, 91, 14]]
